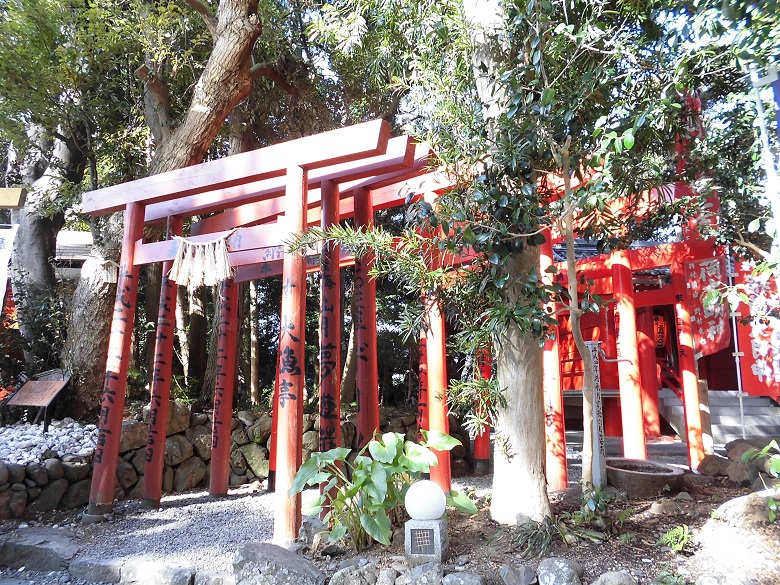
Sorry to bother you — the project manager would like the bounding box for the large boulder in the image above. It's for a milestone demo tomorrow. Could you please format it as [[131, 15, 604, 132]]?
[[120, 559, 194, 585], [143, 400, 192, 436], [174, 457, 207, 491], [62, 458, 90, 482], [0, 487, 26, 519], [27, 478, 68, 513], [536, 558, 584, 585], [188, 425, 213, 461], [25, 462, 48, 486], [246, 415, 273, 445], [43, 458, 64, 481], [239, 443, 269, 479], [233, 542, 326, 585], [164, 435, 194, 467], [120, 421, 149, 453], [60, 479, 91, 509], [714, 489, 780, 529], [0, 527, 78, 571], [116, 457, 139, 490], [697, 454, 731, 477]]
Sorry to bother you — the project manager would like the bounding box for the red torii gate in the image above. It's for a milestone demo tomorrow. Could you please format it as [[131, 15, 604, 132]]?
[[81, 120, 467, 543]]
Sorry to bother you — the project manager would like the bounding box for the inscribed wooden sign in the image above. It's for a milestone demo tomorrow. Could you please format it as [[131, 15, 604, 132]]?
[[7, 380, 68, 408]]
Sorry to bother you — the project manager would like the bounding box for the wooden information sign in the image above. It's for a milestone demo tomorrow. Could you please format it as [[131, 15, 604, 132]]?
[[6, 379, 69, 431]]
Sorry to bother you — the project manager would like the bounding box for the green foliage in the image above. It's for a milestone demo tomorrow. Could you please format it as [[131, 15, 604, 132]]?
[[656, 524, 692, 553], [556, 483, 636, 545], [742, 440, 780, 521], [10, 272, 69, 375], [289, 431, 477, 551], [493, 516, 559, 559], [653, 565, 689, 585], [742, 439, 780, 478]]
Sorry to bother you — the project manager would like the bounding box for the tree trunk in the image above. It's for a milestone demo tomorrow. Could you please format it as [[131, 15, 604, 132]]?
[[62, 0, 263, 415], [561, 147, 594, 485], [250, 279, 260, 404], [188, 286, 209, 396], [340, 299, 357, 404], [464, 0, 551, 523], [176, 285, 190, 384], [491, 249, 552, 523], [10, 132, 71, 372]]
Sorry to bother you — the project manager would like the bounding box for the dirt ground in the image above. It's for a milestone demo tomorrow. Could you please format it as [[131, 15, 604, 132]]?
[[339, 475, 780, 585]]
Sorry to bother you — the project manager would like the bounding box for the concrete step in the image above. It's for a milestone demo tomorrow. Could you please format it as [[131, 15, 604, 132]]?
[[710, 414, 780, 426], [709, 397, 775, 407], [712, 425, 780, 443], [664, 405, 776, 419]]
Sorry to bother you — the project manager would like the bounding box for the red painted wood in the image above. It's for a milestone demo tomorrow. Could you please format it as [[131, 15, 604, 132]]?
[[268, 366, 280, 493], [424, 294, 452, 492], [636, 308, 661, 437], [142, 217, 183, 507], [189, 142, 431, 236], [234, 249, 355, 283], [210, 278, 240, 495], [417, 330, 429, 441], [671, 258, 705, 469], [146, 136, 415, 224], [83, 120, 390, 215], [354, 188, 379, 448], [133, 223, 289, 266], [612, 250, 646, 460], [88, 202, 145, 515], [273, 166, 307, 544], [319, 180, 342, 517], [541, 232, 567, 490], [473, 348, 491, 475], [319, 179, 342, 454]]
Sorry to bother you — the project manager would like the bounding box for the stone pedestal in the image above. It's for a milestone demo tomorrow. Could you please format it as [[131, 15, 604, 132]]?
[[404, 517, 448, 566]]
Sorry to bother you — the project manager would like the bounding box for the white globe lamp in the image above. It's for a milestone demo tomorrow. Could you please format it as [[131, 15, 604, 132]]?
[[405, 479, 446, 520]]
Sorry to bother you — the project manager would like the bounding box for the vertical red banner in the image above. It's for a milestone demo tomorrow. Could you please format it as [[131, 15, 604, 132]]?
[[734, 261, 780, 400], [684, 257, 731, 357]]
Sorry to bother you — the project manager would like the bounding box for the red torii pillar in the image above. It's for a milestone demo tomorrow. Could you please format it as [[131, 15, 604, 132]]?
[[319, 179, 341, 452], [541, 231, 567, 490], [354, 187, 379, 448], [611, 250, 646, 460], [88, 202, 145, 516], [417, 330, 429, 440], [671, 257, 705, 470], [210, 278, 240, 495], [142, 216, 183, 508], [636, 308, 661, 438], [473, 349, 491, 476], [424, 293, 452, 492], [274, 166, 308, 544]]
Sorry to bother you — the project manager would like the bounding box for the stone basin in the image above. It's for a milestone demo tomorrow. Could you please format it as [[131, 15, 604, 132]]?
[[605, 457, 684, 498]]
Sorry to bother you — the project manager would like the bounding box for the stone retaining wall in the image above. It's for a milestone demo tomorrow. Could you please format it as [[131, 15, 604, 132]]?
[[0, 402, 474, 519]]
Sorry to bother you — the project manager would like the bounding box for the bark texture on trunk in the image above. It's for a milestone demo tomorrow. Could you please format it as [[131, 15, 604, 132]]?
[[189, 286, 209, 395], [10, 132, 71, 370], [490, 249, 552, 523], [464, 0, 551, 523], [63, 0, 263, 415]]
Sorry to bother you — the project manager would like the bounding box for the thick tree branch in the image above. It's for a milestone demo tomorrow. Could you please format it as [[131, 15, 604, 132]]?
[[250, 62, 300, 95], [183, 0, 217, 37], [136, 63, 174, 143]]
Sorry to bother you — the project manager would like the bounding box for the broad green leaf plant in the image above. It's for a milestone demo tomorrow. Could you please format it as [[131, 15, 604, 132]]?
[[289, 430, 478, 551]]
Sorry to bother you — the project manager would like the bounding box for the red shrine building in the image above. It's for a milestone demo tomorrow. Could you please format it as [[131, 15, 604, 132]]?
[[76, 119, 780, 543]]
